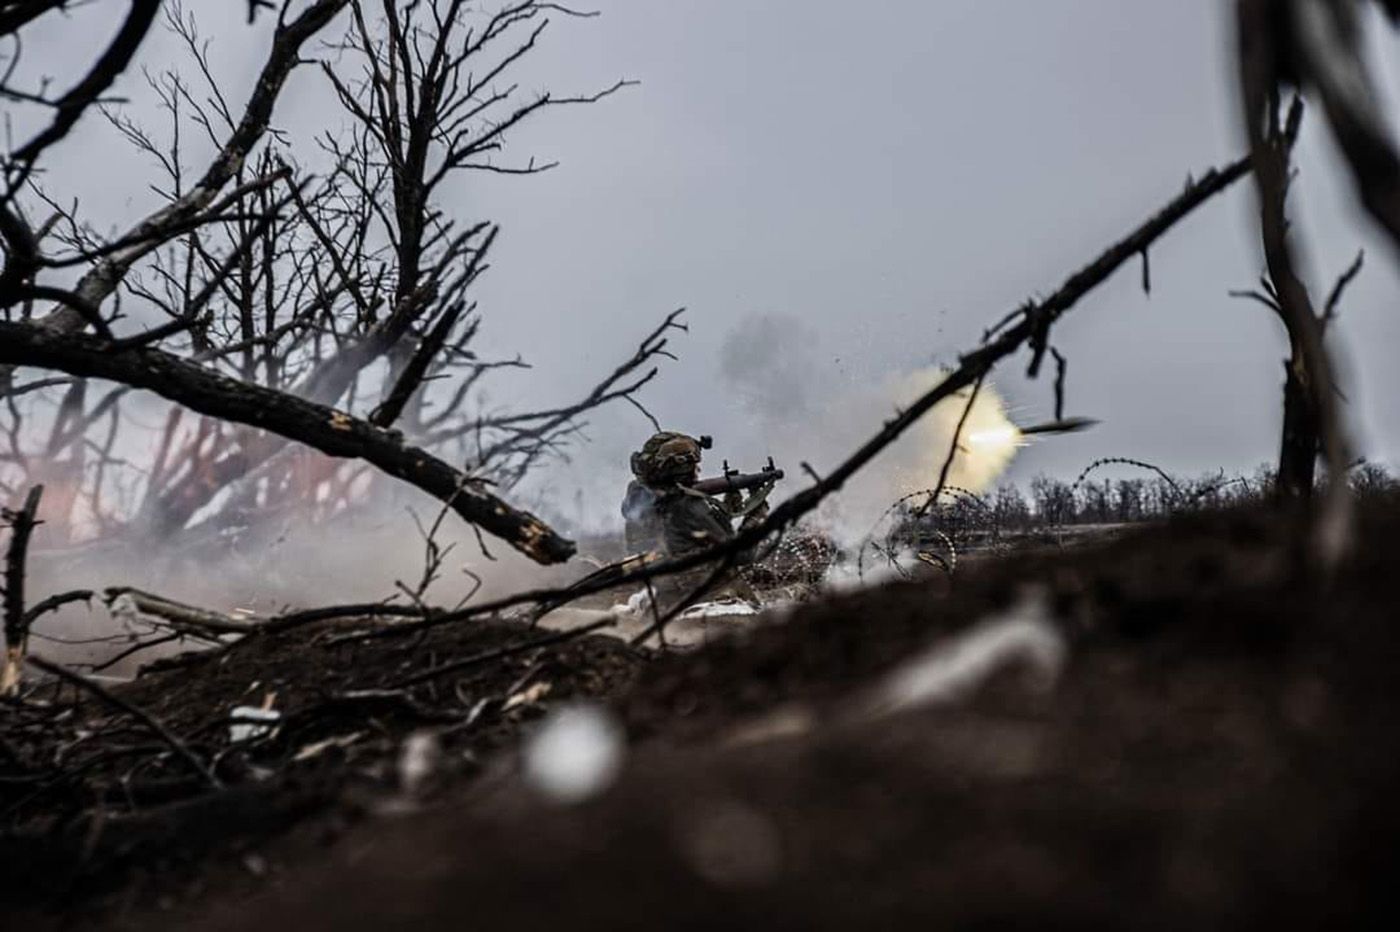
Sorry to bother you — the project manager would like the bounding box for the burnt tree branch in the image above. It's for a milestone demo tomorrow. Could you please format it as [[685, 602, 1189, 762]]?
[[1, 483, 42, 696], [913, 374, 985, 522], [6, 0, 163, 183], [0, 323, 575, 562], [1323, 249, 1365, 325], [16, 0, 349, 340], [369, 294, 476, 428]]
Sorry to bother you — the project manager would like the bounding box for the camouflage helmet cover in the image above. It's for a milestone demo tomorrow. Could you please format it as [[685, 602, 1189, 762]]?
[[631, 431, 704, 484]]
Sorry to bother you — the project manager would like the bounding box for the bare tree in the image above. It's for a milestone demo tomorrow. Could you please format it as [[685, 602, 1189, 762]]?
[[0, 1, 674, 564], [1226, 98, 1347, 504], [1233, 1, 1379, 566]]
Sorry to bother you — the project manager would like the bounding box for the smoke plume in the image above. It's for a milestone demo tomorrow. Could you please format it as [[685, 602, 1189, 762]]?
[[717, 312, 1019, 545]]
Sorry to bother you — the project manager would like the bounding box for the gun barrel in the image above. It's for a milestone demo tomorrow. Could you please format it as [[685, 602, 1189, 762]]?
[[691, 469, 784, 496]]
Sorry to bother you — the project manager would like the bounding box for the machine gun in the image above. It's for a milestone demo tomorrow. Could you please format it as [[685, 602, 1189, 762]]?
[[691, 457, 784, 496]]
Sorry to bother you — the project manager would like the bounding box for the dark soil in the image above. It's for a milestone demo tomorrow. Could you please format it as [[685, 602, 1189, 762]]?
[[0, 614, 646, 918], [6, 498, 1400, 929]]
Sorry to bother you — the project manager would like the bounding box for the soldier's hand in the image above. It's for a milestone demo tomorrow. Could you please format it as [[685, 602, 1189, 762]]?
[[739, 501, 769, 531], [741, 481, 774, 511]]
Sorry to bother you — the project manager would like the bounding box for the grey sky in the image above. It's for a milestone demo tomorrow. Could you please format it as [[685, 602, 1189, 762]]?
[[463, 0, 1400, 518], [27, 1, 1400, 529]]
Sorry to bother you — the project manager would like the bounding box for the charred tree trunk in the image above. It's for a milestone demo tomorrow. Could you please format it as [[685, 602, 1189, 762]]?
[[1277, 349, 1319, 501], [1238, 0, 1354, 565], [1, 485, 43, 696]]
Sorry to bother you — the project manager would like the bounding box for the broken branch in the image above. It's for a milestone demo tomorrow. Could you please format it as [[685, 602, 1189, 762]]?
[[1, 484, 42, 696], [0, 323, 576, 562], [25, 653, 222, 789]]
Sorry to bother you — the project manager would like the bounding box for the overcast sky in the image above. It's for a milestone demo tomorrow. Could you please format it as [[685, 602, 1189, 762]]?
[[28, 1, 1400, 528]]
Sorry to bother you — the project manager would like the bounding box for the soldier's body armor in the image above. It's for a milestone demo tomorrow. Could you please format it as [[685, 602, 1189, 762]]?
[[622, 480, 733, 558]]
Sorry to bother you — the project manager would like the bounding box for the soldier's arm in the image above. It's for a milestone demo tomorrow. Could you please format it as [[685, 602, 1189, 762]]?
[[663, 495, 735, 556]]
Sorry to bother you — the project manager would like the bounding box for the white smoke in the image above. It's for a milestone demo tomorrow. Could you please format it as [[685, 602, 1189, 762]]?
[[718, 312, 1021, 546], [21, 486, 584, 673]]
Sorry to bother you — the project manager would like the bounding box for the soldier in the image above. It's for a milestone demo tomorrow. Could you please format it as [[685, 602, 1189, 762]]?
[[621, 431, 772, 560]]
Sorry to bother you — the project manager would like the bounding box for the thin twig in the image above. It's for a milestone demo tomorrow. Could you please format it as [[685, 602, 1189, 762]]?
[[391, 616, 615, 688], [25, 653, 222, 789]]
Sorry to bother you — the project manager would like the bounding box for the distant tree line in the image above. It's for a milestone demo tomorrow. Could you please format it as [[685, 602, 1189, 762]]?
[[984, 461, 1397, 530], [881, 462, 1395, 564]]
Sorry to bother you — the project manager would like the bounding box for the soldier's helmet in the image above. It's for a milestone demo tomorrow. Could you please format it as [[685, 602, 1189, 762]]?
[[631, 431, 705, 484]]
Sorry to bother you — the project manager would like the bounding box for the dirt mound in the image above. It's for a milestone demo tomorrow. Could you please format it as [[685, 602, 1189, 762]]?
[[7, 500, 1400, 928], [0, 614, 645, 916]]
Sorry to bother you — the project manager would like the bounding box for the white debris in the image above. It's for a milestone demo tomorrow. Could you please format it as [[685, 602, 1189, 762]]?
[[398, 730, 441, 797], [228, 706, 281, 743], [522, 702, 625, 804], [610, 591, 760, 622], [679, 599, 758, 620], [867, 588, 1066, 716], [503, 680, 552, 711], [609, 588, 654, 618], [107, 591, 142, 627], [822, 551, 920, 593], [291, 732, 364, 762]]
